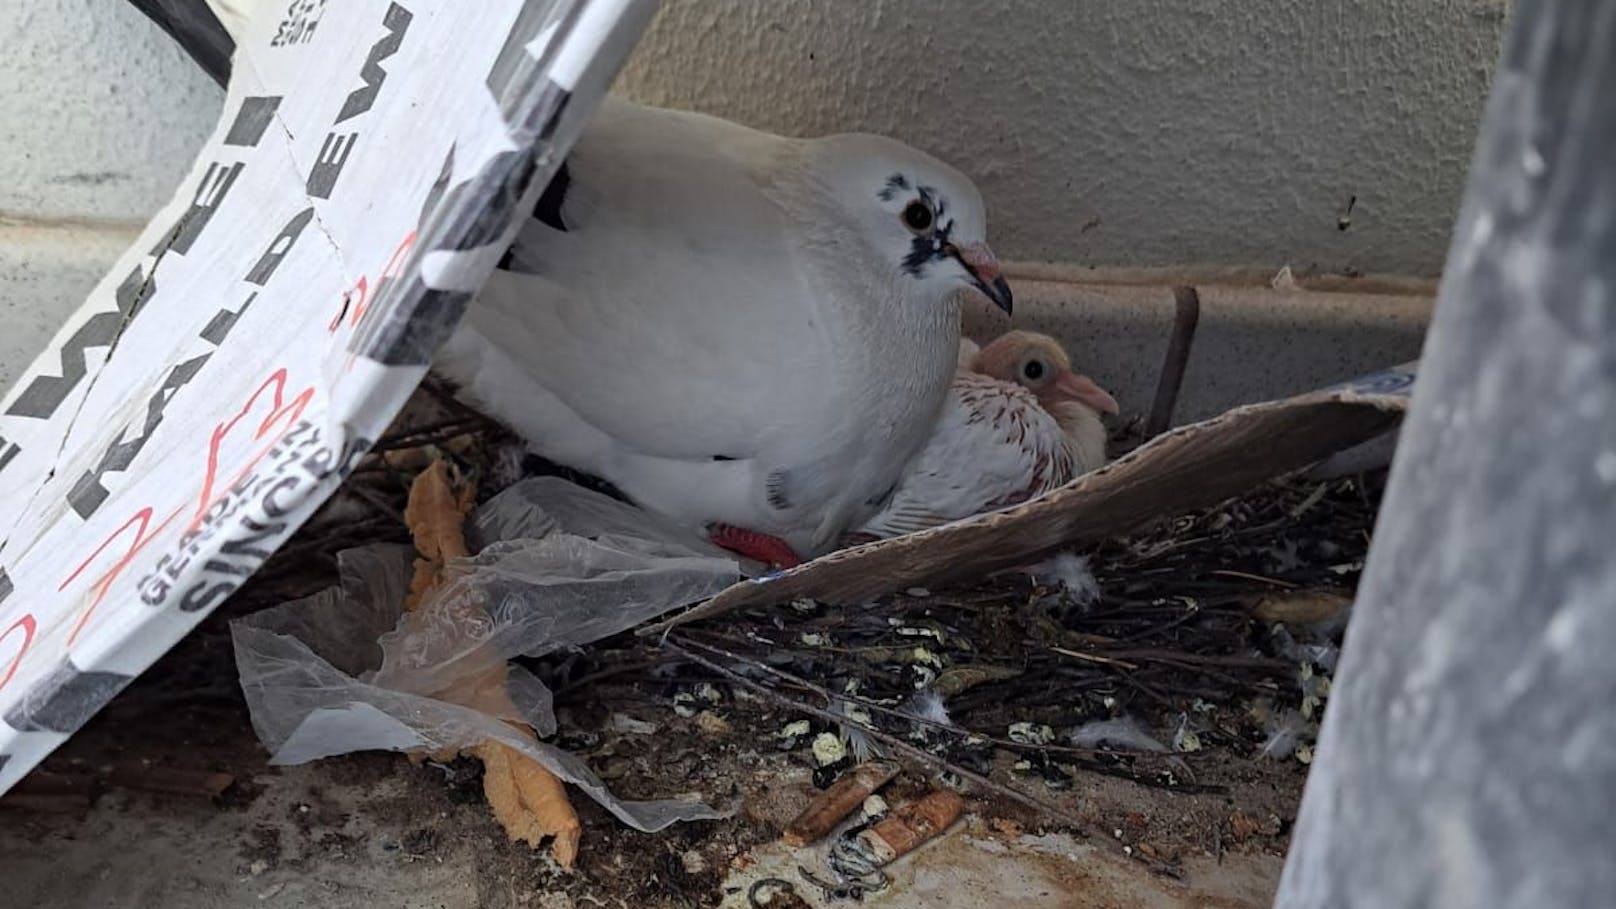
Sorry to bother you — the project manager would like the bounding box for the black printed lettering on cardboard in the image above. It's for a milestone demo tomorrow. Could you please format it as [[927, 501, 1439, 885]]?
[[304, 3, 413, 199], [335, 3, 412, 122], [0, 565, 12, 605], [418, 145, 455, 227], [223, 96, 283, 147], [171, 162, 245, 255], [65, 276, 259, 518], [4, 263, 155, 420], [199, 292, 257, 345], [306, 132, 356, 200], [355, 145, 543, 365], [2, 659, 133, 734], [142, 422, 373, 613], [245, 207, 315, 286], [271, 0, 329, 48], [67, 352, 213, 519], [485, 1, 557, 117]]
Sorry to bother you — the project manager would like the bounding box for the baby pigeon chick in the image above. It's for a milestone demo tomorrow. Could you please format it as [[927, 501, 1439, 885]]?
[[853, 330, 1118, 540]]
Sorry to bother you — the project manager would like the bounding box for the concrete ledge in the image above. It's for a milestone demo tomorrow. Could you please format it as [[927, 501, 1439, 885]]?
[[965, 274, 1433, 427], [0, 221, 140, 394]]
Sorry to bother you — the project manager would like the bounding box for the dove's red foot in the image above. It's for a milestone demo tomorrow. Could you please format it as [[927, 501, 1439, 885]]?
[[707, 524, 803, 569]]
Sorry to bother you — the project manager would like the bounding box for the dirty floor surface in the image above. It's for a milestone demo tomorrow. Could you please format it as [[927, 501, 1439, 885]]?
[[0, 469, 1374, 908]]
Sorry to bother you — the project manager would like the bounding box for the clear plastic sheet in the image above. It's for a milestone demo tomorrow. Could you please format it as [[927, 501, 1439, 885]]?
[[231, 478, 740, 831]]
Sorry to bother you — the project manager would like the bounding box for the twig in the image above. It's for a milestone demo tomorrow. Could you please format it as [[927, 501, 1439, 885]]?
[[664, 638, 1181, 877], [1145, 286, 1201, 438], [344, 483, 408, 525], [372, 417, 488, 453], [678, 634, 1181, 762], [1050, 647, 1139, 670], [1210, 569, 1298, 589], [1287, 482, 1331, 519], [1102, 649, 1293, 672]]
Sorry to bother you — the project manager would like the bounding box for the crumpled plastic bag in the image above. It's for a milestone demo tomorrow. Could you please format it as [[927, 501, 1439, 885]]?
[[231, 477, 740, 831]]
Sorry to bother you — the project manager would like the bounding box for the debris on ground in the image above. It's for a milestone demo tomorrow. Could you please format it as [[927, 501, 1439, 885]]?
[[782, 761, 899, 847], [401, 459, 583, 867], [2, 386, 1383, 904], [854, 787, 966, 865]]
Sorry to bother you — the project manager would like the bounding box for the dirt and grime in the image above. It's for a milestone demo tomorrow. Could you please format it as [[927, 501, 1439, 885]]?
[[0, 387, 1381, 907]]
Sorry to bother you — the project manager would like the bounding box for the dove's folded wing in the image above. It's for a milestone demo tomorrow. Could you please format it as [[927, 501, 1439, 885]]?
[[464, 101, 837, 462]]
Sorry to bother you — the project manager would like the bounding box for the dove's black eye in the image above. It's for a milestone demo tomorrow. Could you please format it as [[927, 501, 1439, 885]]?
[[902, 200, 935, 234], [1023, 360, 1045, 381]]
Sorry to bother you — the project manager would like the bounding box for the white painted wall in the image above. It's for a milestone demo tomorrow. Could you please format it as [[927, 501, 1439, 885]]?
[[1, 0, 1506, 393]]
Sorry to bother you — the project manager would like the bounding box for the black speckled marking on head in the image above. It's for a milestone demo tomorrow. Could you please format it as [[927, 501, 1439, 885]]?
[[878, 172, 911, 202], [901, 222, 956, 277], [898, 184, 956, 277], [766, 470, 791, 510]]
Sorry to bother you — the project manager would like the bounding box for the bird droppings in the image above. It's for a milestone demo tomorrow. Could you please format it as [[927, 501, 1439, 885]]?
[[811, 733, 848, 768]]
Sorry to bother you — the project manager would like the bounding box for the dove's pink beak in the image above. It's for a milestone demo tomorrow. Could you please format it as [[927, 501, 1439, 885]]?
[[1053, 370, 1120, 415], [948, 242, 1013, 314]]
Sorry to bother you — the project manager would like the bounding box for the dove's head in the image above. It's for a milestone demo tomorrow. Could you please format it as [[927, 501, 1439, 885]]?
[[975, 331, 1119, 416], [808, 136, 1012, 316]]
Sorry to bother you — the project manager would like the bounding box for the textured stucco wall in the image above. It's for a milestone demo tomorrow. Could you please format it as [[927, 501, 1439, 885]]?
[[0, 0, 222, 393], [1, 0, 222, 221], [615, 0, 1509, 276], [1, 0, 1502, 393]]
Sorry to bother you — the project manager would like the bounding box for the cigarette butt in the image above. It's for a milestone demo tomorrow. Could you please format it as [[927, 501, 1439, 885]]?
[[781, 761, 900, 848], [855, 789, 965, 865]]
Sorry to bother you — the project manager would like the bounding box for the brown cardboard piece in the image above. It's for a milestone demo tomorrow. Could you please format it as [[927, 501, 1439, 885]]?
[[646, 362, 1414, 632]]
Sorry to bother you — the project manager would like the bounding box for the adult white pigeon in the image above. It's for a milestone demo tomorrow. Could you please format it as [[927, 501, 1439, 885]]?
[[852, 330, 1117, 540], [436, 97, 1013, 568]]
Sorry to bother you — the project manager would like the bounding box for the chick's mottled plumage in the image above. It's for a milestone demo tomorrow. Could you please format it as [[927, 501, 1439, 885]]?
[[856, 331, 1116, 539], [436, 97, 1011, 565]]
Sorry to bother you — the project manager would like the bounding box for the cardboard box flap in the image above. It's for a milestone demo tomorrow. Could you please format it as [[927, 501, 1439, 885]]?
[[0, 0, 656, 797], [648, 362, 1415, 631]]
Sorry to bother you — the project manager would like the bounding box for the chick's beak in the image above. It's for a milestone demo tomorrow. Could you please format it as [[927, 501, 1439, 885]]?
[[1054, 370, 1120, 415], [949, 241, 1013, 315]]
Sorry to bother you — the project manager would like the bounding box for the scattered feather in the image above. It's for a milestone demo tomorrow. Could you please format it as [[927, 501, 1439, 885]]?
[[835, 700, 881, 762], [1067, 716, 1169, 753], [901, 689, 954, 728], [1259, 709, 1314, 760], [1172, 714, 1202, 753], [1031, 552, 1102, 608]]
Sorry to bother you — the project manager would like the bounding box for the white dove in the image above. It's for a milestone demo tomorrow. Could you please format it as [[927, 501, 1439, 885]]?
[[436, 97, 1013, 568], [852, 330, 1117, 540]]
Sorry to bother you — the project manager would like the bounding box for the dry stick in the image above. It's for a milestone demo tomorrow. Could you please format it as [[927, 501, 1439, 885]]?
[[1144, 286, 1201, 439], [372, 418, 488, 452], [1049, 646, 1140, 671], [1103, 648, 1293, 672], [1210, 569, 1298, 589], [664, 640, 1182, 878], [344, 482, 408, 525], [676, 633, 1178, 762]]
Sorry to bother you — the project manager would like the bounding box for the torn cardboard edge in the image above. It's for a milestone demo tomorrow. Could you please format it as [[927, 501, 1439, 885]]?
[[646, 362, 1415, 630]]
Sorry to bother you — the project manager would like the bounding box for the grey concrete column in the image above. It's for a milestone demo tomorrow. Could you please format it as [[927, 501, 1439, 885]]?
[[1275, 2, 1616, 907]]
